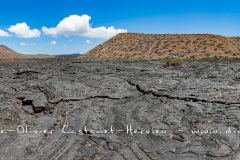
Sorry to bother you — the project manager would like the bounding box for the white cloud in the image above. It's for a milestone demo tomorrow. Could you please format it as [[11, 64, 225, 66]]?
[[20, 42, 36, 46], [8, 22, 41, 38], [49, 40, 57, 45], [20, 42, 27, 46], [86, 39, 92, 44], [0, 29, 11, 37], [42, 14, 127, 39]]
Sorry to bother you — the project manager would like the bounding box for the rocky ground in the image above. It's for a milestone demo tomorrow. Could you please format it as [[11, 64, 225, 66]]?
[[0, 60, 240, 160]]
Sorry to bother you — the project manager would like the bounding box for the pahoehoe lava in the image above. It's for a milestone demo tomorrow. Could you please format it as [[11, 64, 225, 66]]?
[[0, 60, 240, 160]]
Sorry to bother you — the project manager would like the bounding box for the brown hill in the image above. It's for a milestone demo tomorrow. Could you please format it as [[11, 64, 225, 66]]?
[[0, 45, 24, 59], [83, 33, 240, 60], [0, 45, 54, 61]]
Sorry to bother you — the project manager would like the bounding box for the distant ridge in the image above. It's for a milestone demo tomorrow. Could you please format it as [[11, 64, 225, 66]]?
[[83, 33, 240, 59], [54, 53, 82, 58]]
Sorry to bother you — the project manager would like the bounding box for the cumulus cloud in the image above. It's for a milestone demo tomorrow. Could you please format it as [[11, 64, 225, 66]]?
[[49, 40, 57, 45], [42, 14, 127, 39], [86, 40, 92, 44], [0, 29, 11, 37], [8, 22, 41, 38]]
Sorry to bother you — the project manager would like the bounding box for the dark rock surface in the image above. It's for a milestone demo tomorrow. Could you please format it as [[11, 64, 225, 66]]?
[[0, 60, 240, 160]]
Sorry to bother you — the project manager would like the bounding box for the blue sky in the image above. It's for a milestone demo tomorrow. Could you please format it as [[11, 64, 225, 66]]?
[[0, 0, 239, 55]]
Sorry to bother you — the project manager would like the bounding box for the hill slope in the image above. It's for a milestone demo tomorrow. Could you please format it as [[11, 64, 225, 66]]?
[[83, 33, 240, 59], [0, 45, 23, 59], [0, 45, 54, 60]]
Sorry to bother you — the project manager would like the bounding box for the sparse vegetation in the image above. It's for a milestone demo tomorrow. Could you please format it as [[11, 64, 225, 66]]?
[[2, 33, 240, 62], [83, 33, 240, 60]]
